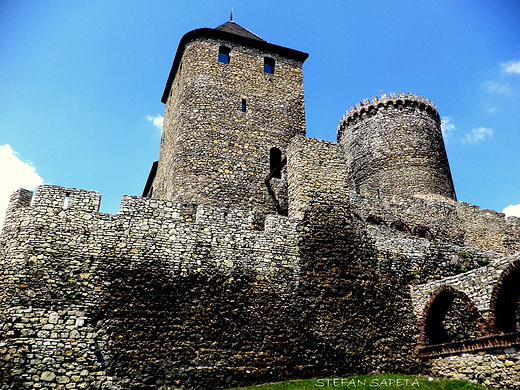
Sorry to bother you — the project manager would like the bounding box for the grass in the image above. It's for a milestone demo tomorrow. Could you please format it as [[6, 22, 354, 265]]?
[[226, 374, 496, 389]]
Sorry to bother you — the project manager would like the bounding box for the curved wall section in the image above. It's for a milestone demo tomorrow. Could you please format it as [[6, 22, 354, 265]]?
[[337, 93, 456, 201]]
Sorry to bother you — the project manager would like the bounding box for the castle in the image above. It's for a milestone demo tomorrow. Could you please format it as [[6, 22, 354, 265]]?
[[1, 20, 520, 390]]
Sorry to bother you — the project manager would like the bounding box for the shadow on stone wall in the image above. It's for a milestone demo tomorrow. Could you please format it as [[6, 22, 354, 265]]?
[[296, 201, 427, 376], [95, 263, 342, 389], [89, 201, 429, 389]]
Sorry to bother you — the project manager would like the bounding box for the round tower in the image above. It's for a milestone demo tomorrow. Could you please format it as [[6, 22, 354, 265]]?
[[337, 93, 456, 200], [146, 21, 308, 215]]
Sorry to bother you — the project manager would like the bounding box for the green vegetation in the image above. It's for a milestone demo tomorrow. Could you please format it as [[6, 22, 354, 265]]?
[[454, 261, 470, 274], [226, 374, 495, 390]]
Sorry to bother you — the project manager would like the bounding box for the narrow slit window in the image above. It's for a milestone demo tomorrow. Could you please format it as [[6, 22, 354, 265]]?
[[218, 46, 231, 64], [264, 57, 275, 74], [63, 192, 71, 209], [241, 99, 247, 112], [270, 147, 282, 178]]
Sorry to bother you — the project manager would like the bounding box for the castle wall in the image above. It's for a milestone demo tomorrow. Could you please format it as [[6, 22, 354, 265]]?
[[286, 136, 350, 219], [409, 252, 520, 389], [411, 254, 519, 320], [0, 183, 471, 389], [345, 190, 520, 256], [430, 349, 520, 389], [455, 202, 520, 254], [152, 37, 306, 216], [2, 183, 519, 389], [284, 134, 520, 388], [283, 136, 504, 377], [348, 190, 465, 247], [0, 185, 302, 389]]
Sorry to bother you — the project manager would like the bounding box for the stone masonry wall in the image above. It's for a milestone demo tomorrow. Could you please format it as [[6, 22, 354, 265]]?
[[412, 254, 519, 321], [1, 138, 519, 389], [430, 349, 520, 389], [337, 93, 456, 201], [456, 202, 520, 254], [0, 183, 427, 389], [2, 183, 520, 389], [286, 136, 349, 219], [409, 251, 520, 389], [2, 182, 497, 389], [285, 134, 520, 389], [0, 185, 302, 389], [152, 37, 306, 216], [347, 190, 520, 256]]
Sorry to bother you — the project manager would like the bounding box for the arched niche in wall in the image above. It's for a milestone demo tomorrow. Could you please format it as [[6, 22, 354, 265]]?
[[269, 147, 282, 178], [419, 285, 488, 346], [490, 260, 520, 334]]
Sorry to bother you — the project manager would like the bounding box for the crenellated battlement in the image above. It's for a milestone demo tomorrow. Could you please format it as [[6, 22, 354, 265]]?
[[336, 93, 439, 141], [6, 188, 33, 212], [119, 194, 300, 235], [31, 185, 102, 211], [3, 185, 300, 237], [1, 184, 303, 294]]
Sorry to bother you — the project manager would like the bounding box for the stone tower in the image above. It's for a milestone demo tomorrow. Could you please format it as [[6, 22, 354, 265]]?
[[145, 21, 308, 215], [337, 93, 456, 200]]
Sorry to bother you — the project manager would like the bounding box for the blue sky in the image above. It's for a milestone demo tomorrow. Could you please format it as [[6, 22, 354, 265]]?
[[1, 0, 519, 220]]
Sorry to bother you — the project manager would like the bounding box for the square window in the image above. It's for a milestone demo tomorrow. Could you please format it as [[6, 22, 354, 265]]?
[[264, 57, 275, 74], [218, 46, 231, 64]]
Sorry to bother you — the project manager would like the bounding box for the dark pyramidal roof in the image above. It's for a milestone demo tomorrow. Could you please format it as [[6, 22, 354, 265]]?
[[215, 21, 265, 42], [161, 20, 308, 103]]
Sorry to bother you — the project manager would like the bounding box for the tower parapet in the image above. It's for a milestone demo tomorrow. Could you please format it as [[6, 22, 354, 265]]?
[[337, 92, 438, 137], [337, 93, 456, 201]]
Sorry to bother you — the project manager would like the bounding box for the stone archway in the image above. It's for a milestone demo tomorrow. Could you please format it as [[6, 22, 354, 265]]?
[[418, 285, 487, 347], [490, 259, 520, 334]]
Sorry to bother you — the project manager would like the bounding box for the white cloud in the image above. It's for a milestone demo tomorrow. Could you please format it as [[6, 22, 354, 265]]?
[[484, 80, 511, 94], [146, 114, 164, 133], [503, 204, 520, 217], [441, 116, 456, 139], [462, 127, 493, 144], [0, 145, 44, 226], [501, 60, 520, 74]]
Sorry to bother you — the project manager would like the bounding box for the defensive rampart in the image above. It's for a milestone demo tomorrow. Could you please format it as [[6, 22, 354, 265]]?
[[2, 182, 519, 389], [286, 134, 520, 256], [0, 185, 302, 389], [1, 156, 519, 390]]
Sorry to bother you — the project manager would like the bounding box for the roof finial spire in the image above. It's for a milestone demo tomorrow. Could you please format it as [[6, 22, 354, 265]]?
[[230, 9, 233, 22]]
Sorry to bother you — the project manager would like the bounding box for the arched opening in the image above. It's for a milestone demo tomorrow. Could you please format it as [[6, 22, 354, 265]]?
[[421, 286, 485, 346], [269, 147, 282, 178], [491, 261, 520, 333], [424, 289, 453, 345]]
